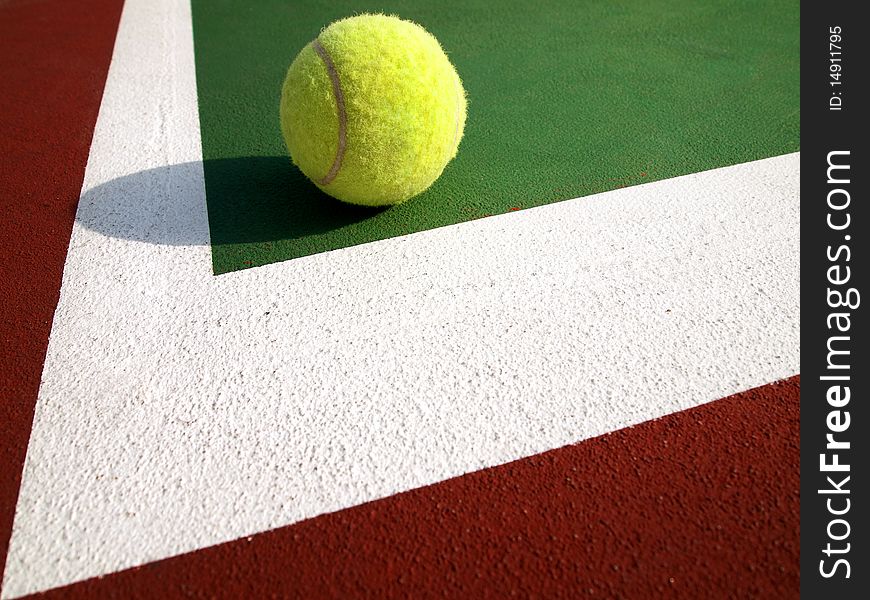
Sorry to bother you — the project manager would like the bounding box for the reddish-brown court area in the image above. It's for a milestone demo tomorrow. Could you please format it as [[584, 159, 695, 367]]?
[[0, 0, 126, 586], [0, 1, 798, 597]]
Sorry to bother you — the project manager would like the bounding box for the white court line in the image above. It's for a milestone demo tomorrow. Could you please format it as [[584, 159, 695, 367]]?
[[1, 0, 800, 597]]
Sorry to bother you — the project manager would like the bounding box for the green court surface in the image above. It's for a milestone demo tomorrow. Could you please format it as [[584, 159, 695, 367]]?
[[191, 0, 799, 274]]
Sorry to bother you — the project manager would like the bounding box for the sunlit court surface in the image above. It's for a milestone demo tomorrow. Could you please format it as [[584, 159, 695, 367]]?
[[0, 0, 799, 597]]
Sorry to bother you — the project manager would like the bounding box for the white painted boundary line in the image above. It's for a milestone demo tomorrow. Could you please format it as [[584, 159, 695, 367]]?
[[2, 0, 800, 596]]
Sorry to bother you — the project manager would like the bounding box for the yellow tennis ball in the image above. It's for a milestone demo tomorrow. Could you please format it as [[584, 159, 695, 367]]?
[[280, 14, 467, 207]]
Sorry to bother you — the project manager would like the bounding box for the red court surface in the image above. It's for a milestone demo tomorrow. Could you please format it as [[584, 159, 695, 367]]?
[[0, 1, 799, 597]]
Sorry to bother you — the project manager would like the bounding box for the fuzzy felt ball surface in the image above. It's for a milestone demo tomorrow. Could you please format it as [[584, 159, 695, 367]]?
[[280, 14, 467, 207]]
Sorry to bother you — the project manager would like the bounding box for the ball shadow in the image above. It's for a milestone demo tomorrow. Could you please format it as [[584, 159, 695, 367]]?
[[76, 156, 387, 246]]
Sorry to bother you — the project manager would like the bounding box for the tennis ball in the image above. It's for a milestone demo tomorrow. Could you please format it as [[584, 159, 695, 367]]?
[[280, 14, 467, 207]]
